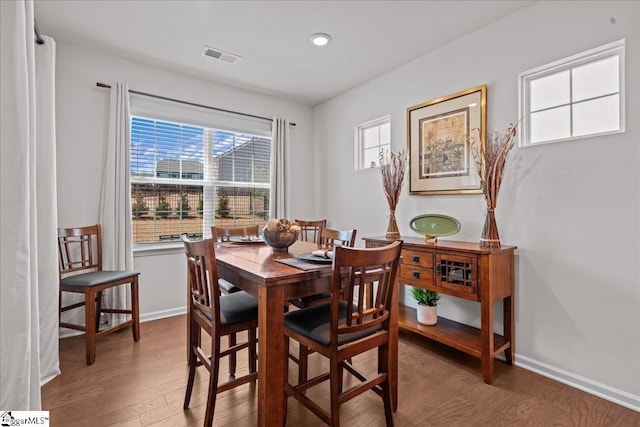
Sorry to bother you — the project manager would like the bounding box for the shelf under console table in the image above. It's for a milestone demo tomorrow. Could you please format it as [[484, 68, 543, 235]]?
[[363, 236, 516, 384]]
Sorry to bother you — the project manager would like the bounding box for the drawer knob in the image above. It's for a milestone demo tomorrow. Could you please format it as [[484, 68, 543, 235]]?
[[412, 270, 420, 278], [412, 255, 420, 263]]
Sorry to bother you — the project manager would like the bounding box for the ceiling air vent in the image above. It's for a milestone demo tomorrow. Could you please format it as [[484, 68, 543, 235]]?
[[202, 46, 241, 64]]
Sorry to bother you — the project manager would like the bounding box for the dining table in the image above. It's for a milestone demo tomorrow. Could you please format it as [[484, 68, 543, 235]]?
[[205, 238, 400, 427]]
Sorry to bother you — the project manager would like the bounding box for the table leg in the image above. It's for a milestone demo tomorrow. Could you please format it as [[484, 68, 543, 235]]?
[[258, 285, 286, 427]]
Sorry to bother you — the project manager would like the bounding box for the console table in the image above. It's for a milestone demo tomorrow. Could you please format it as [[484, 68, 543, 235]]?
[[363, 236, 516, 384]]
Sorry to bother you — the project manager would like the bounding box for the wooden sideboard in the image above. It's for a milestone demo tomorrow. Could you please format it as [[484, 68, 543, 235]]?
[[363, 236, 516, 384]]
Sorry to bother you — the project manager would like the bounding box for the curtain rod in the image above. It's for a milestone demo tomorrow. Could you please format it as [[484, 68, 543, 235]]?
[[34, 19, 44, 44], [96, 82, 296, 127]]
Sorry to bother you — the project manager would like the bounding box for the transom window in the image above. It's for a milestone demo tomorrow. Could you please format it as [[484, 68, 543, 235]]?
[[130, 116, 270, 245], [518, 39, 625, 147], [355, 115, 391, 170]]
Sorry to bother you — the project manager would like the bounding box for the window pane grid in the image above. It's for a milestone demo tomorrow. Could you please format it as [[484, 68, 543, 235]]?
[[356, 116, 391, 170], [520, 40, 624, 146], [131, 116, 271, 244]]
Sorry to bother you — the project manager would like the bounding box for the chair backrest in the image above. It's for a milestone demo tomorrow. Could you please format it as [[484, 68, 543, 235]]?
[[58, 224, 103, 277], [211, 225, 260, 242], [330, 240, 402, 344], [294, 219, 326, 243], [318, 227, 357, 250], [182, 235, 220, 326]]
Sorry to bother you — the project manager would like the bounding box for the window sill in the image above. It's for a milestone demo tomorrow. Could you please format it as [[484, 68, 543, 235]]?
[[133, 243, 184, 257]]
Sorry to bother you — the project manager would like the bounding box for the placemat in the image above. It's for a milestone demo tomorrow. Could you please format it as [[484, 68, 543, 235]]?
[[274, 257, 331, 271]]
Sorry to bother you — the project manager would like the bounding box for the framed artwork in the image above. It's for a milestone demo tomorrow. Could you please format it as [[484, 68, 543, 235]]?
[[407, 85, 486, 195]]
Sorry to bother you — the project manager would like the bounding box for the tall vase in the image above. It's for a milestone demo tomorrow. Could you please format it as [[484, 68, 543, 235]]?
[[480, 208, 500, 248], [386, 209, 400, 239]]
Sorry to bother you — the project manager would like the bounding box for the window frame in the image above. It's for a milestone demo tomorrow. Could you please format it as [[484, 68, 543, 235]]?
[[129, 114, 271, 249], [354, 115, 391, 170], [518, 39, 625, 148]]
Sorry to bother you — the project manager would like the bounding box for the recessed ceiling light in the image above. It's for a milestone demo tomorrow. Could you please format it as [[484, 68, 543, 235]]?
[[310, 33, 332, 47]]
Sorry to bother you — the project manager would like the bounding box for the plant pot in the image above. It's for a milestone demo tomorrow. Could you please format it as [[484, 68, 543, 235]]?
[[416, 304, 437, 325]]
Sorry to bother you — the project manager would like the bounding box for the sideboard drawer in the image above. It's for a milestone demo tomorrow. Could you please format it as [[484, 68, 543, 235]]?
[[400, 265, 434, 284], [401, 249, 434, 268]]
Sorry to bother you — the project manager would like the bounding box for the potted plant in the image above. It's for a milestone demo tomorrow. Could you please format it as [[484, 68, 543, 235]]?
[[411, 287, 440, 325]]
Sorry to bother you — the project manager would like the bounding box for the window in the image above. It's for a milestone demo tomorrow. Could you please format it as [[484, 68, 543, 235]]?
[[355, 115, 390, 170], [519, 39, 625, 147], [130, 116, 271, 245]]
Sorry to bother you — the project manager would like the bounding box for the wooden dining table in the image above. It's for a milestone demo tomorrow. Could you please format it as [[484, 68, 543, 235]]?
[[209, 239, 400, 427]]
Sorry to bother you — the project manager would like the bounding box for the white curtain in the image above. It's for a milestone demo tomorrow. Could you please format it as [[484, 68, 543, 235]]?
[[99, 83, 134, 325], [0, 0, 60, 409], [269, 117, 289, 219]]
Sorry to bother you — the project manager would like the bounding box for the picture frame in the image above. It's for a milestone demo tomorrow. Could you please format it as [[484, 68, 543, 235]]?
[[406, 85, 486, 195]]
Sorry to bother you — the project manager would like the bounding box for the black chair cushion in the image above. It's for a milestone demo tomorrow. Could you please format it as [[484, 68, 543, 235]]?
[[285, 301, 382, 346], [218, 278, 241, 294], [200, 291, 258, 325], [293, 292, 331, 306], [60, 270, 138, 288]]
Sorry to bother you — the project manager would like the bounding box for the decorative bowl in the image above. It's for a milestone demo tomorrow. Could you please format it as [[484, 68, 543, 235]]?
[[409, 214, 461, 243], [262, 229, 299, 251]]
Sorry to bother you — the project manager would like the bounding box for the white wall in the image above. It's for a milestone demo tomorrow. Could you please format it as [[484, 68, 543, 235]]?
[[312, 1, 639, 408], [55, 42, 314, 322]]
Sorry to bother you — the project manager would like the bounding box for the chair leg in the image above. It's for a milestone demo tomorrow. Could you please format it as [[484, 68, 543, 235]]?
[[298, 343, 309, 387], [228, 333, 237, 379], [58, 291, 62, 323], [379, 344, 394, 426], [381, 378, 394, 427], [85, 288, 97, 365], [203, 336, 221, 427], [131, 278, 140, 341], [329, 357, 341, 427], [183, 320, 198, 410], [248, 327, 257, 377], [284, 335, 289, 423], [95, 291, 102, 331]]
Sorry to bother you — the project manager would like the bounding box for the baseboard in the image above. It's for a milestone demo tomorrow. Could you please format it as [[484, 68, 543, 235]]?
[[58, 306, 187, 339], [516, 354, 640, 412], [139, 306, 186, 323]]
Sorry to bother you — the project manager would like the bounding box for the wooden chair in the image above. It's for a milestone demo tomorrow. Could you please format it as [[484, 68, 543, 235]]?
[[182, 236, 258, 427], [57, 224, 140, 365], [211, 225, 261, 377], [295, 219, 326, 244], [211, 225, 261, 294], [289, 227, 357, 310], [284, 240, 402, 426], [290, 228, 357, 386]]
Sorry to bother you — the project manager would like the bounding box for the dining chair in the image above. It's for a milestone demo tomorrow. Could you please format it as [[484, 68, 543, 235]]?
[[57, 224, 140, 365], [289, 227, 357, 311], [284, 240, 402, 426], [289, 227, 357, 385], [211, 225, 260, 377], [211, 225, 261, 294], [294, 219, 326, 244], [182, 235, 258, 427]]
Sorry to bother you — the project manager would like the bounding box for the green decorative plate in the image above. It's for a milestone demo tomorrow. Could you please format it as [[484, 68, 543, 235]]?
[[409, 214, 461, 241]]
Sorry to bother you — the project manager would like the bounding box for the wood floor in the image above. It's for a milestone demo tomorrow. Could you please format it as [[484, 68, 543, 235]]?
[[42, 315, 638, 426]]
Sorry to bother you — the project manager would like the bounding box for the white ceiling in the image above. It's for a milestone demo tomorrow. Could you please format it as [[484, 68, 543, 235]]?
[[35, 1, 533, 106]]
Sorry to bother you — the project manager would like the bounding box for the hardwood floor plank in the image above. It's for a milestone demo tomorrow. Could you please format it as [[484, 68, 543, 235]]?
[[42, 316, 639, 427]]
